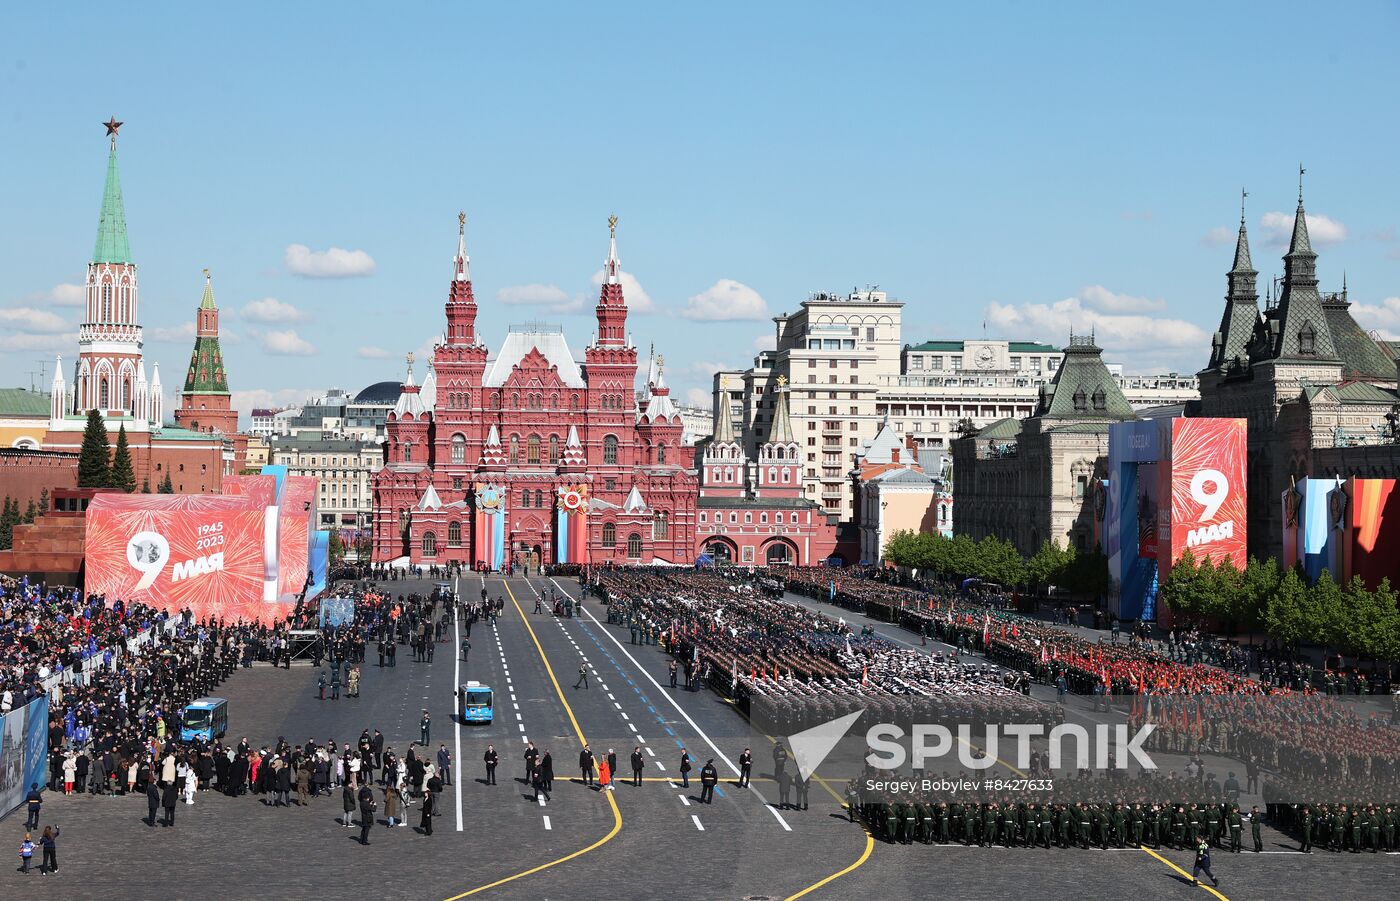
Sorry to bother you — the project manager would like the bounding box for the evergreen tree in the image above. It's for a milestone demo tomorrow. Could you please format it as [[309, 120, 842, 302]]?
[[0, 497, 17, 550], [158, 472, 174, 494], [111, 425, 137, 493], [77, 409, 112, 488], [23, 499, 37, 523], [141, 478, 151, 494], [38, 487, 49, 514]]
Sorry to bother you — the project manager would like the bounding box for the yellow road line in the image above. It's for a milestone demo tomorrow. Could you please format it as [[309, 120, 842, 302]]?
[[441, 580, 623, 901], [784, 833, 875, 901], [1138, 845, 1230, 900]]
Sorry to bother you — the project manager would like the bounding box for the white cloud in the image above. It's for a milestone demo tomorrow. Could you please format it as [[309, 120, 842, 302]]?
[[0, 331, 77, 354], [1078, 284, 1165, 314], [679, 279, 769, 321], [147, 321, 196, 343], [686, 360, 731, 380], [1350, 297, 1400, 341], [242, 297, 310, 323], [0, 306, 70, 333], [284, 243, 376, 278], [230, 387, 319, 420], [260, 329, 318, 356], [590, 269, 655, 313], [753, 333, 777, 352], [47, 283, 86, 307], [1260, 211, 1347, 247], [1201, 226, 1236, 247], [984, 288, 1209, 373], [356, 346, 394, 359], [684, 387, 712, 407], [496, 283, 585, 314]]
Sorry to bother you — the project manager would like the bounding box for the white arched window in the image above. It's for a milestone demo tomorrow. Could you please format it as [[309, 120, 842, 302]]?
[[451, 434, 466, 464], [422, 532, 437, 556]]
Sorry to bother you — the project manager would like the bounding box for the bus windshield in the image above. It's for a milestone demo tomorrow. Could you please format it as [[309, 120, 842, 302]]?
[[465, 691, 491, 708], [184, 709, 212, 729]]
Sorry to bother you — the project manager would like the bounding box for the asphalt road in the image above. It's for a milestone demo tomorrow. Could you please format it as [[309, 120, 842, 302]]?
[[5, 573, 1396, 901]]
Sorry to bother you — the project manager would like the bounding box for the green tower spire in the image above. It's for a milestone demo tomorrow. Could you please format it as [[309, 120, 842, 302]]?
[[93, 119, 132, 264], [184, 271, 230, 395]]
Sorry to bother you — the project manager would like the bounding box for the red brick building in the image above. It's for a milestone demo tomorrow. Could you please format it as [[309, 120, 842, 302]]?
[[372, 215, 696, 567], [695, 376, 839, 566]]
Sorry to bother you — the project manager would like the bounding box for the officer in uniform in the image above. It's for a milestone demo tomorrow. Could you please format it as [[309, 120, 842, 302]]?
[[1131, 803, 1145, 847], [1228, 805, 1243, 852], [1250, 806, 1263, 853], [1298, 805, 1312, 852], [794, 773, 810, 811], [699, 759, 719, 804]]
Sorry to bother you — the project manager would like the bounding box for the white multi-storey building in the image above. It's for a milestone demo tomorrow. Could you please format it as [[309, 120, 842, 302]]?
[[721, 299, 1199, 520], [270, 435, 383, 530]]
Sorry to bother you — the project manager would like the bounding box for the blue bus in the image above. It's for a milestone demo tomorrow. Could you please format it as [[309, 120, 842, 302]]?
[[457, 681, 493, 724], [181, 697, 228, 742]]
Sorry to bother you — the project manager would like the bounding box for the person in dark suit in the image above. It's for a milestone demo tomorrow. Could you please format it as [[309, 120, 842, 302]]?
[[357, 784, 376, 844], [420, 788, 436, 835], [738, 748, 753, 787], [483, 745, 498, 785], [161, 779, 178, 826], [146, 780, 160, 826], [540, 750, 554, 792], [679, 749, 693, 788], [630, 747, 645, 786], [606, 750, 618, 785]]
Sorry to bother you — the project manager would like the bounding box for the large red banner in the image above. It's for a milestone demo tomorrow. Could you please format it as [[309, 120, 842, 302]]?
[[276, 476, 317, 599], [1167, 418, 1247, 571], [84, 494, 283, 623]]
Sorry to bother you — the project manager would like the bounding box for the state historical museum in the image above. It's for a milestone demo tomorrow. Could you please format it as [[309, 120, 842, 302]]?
[[372, 216, 697, 567]]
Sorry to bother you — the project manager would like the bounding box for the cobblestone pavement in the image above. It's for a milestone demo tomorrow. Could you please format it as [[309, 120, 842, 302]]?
[[3, 574, 1395, 901]]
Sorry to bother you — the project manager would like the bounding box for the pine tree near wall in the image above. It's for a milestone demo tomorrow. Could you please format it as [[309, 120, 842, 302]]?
[[78, 409, 112, 488], [111, 425, 137, 493], [158, 472, 174, 493]]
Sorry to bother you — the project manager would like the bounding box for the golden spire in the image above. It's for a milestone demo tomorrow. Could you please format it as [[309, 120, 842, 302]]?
[[458, 210, 466, 234], [608, 214, 618, 238]]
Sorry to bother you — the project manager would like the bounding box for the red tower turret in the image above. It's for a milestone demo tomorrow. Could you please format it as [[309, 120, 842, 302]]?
[[595, 214, 628, 347]]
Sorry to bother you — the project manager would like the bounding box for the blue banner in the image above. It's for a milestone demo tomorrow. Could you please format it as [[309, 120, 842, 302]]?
[[1, 694, 49, 820]]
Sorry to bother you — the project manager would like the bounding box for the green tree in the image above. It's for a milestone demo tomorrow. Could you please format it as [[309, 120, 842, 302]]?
[[1238, 556, 1280, 631], [1160, 548, 1203, 619], [1310, 571, 1346, 650], [38, 487, 49, 514], [110, 425, 137, 493], [1027, 540, 1070, 588], [77, 409, 111, 488], [1265, 568, 1311, 646], [328, 530, 346, 564], [141, 478, 151, 494], [158, 472, 174, 494], [22, 499, 37, 523], [1211, 555, 1245, 628], [0, 497, 16, 550]]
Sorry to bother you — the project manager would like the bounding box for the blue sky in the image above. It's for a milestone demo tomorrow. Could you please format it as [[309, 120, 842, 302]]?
[[3, 2, 1398, 420]]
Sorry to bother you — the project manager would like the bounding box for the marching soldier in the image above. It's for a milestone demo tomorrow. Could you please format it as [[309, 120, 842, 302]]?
[[1227, 805, 1243, 853], [1250, 806, 1263, 853]]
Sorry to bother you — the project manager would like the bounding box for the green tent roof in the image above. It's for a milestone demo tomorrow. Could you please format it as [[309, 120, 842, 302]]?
[[93, 145, 131, 264]]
